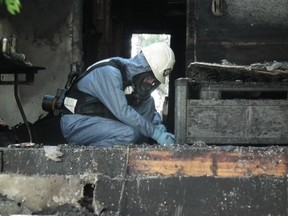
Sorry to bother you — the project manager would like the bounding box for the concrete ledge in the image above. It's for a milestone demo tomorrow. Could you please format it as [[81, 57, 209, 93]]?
[[0, 173, 96, 212], [0, 144, 287, 215], [1, 145, 288, 177]]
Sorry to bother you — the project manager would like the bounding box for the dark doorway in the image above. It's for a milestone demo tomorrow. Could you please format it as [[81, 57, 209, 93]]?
[[83, 0, 187, 133]]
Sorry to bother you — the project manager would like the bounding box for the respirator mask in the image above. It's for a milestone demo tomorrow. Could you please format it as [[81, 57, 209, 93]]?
[[131, 71, 160, 102]]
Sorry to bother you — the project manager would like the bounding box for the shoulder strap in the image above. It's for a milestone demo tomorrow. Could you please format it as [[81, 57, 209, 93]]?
[[72, 59, 128, 90], [61, 60, 128, 117]]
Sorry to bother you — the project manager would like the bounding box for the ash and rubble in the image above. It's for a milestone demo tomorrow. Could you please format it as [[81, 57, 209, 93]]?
[[0, 194, 33, 216], [0, 189, 115, 216], [0, 194, 101, 216], [188, 60, 288, 83]]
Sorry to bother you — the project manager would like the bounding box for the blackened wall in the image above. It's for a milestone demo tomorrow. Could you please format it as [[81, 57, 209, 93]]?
[[0, 0, 82, 127], [187, 0, 288, 66]]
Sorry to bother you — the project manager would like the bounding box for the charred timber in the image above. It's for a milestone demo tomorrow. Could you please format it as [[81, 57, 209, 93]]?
[[1, 145, 287, 178]]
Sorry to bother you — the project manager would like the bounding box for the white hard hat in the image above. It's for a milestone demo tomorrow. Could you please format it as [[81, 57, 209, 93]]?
[[142, 42, 175, 84]]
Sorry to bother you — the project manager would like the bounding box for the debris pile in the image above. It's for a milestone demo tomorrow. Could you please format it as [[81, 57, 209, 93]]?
[[188, 60, 288, 83]]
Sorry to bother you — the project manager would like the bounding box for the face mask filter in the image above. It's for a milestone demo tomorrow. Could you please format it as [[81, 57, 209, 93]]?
[[131, 71, 160, 102]]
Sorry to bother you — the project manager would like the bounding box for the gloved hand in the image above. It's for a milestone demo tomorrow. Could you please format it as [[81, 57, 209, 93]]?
[[157, 124, 167, 133], [152, 112, 162, 125], [152, 125, 175, 146]]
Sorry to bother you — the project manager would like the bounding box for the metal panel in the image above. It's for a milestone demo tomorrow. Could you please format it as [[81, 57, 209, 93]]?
[[175, 78, 189, 144], [175, 79, 288, 145], [186, 99, 288, 144]]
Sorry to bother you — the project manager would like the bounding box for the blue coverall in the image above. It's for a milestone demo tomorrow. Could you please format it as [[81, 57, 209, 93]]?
[[60, 53, 159, 147]]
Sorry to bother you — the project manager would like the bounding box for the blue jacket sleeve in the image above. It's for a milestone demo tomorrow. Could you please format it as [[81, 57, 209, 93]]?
[[76, 65, 155, 137]]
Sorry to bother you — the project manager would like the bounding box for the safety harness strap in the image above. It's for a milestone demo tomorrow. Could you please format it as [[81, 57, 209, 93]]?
[[62, 60, 128, 119], [74, 59, 128, 90]]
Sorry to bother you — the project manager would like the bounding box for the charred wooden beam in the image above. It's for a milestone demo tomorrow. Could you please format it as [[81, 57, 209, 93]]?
[[2, 145, 288, 178], [128, 145, 288, 178]]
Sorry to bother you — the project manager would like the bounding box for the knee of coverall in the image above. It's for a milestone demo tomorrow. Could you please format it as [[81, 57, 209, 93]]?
[[60, 114, 148, 146], [87, 124, 148, 147]]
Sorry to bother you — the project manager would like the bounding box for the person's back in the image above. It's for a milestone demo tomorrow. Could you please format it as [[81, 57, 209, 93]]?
[[60, 42, 176, 147]]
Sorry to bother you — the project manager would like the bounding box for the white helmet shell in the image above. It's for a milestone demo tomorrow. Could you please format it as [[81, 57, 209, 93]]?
[[142, 42, 175, 84]]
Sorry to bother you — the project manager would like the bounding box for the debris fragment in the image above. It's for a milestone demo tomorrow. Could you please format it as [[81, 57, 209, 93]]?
[[44, 146, 64, 161], [192, 140, 207, 148], [188, 60, 288, 82], [8, 142, 35, 148]]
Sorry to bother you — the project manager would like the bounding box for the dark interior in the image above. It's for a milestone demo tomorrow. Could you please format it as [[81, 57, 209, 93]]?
[[82, 0, 187, 132]]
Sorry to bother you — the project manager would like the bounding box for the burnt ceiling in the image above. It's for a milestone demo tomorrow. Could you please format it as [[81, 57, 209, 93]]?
[[111, 0, 186, 31], [111, 0, 186, 16]]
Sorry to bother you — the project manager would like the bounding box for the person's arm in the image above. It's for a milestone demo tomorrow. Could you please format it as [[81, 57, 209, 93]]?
[[78, 66, 154, 137]]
